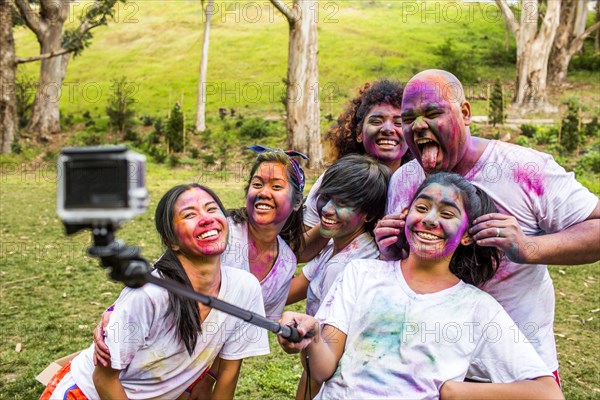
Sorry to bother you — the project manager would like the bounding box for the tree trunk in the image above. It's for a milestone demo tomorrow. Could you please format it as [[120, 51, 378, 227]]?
[[595, 0, 600, 52], [27, 25, 69, 138], [497, 0, 560, 113], [1, 0, 18, 153], [548, 1, 599, 84], [284, 0, 322, 169], [195, 0, 213, 132]]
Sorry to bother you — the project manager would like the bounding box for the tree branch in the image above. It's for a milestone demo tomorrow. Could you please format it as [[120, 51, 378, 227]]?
[[14, 0, 45, 37], [270, 0, 297, 24], [495, 0, 519, 36], [579, 20, 600, 41], [16, 47, 73, 64]]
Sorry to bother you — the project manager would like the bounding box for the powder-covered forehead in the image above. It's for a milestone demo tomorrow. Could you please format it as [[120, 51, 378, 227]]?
[[403, 70, 465, 105]]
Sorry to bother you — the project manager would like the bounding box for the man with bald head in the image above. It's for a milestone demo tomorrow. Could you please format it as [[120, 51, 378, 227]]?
[[377, 69, 600, 384]]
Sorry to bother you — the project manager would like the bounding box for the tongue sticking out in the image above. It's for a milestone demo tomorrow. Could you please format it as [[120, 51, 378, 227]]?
[[421, 143, 439, 170]]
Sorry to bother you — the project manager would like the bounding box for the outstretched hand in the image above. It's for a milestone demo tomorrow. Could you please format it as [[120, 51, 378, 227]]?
[[470, 213, 539, 263], [277, 312, 320, 354], [374, 212, 407, 261], [93, 307, 114, 367]]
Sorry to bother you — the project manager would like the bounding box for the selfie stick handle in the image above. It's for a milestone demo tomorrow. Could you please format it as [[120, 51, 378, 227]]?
[[143, 273, 302, 343]]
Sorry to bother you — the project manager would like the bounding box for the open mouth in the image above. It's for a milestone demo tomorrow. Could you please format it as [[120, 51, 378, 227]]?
[[376, 139, 398, 147], [197, 229, 219, 240], [415, 231, 442, 241], [321, 217, 339, 226], [255, 203, 274, 211], [415, 138, 439, 170]]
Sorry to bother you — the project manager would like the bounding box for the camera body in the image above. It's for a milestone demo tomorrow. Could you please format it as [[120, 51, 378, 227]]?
[[57, 146, 149, 234]]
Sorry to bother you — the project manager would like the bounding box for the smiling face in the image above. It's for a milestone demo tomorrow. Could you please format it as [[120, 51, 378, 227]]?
[[246, 161, 296, 229], [172, 187, 228, 258], [317, 194, 367, 245], [358, 103, 407, 172], [405, 182, 470, 261], [401, 71, 471, 173]]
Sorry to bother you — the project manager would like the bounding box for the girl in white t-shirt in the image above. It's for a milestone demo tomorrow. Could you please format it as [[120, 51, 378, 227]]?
[[40, 184, 269, 400], [279, 173, 564, 400], [222, 146, 307, 321], [285, 154, 390, 399]]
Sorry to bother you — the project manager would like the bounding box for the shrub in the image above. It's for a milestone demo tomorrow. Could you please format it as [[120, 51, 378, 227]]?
[[519, 123, 538, 138], [584, 117, 599, 138], [168, 154, 181, 168], [576, 150, 600, 174], [570, 52, 600, 72], [106, 77, 136, 136], [166, 103, 184, 153], [515, 136, 530, 147], [15, 73, 36, 128], [190, 148, 200, 159], [140, 115, 155, 126], [560, 99, 581, 153], [488, 79, 505, 127], [433, 38, 478, 84], [239, 117, 271, 139], [534, 126, 558, 145]]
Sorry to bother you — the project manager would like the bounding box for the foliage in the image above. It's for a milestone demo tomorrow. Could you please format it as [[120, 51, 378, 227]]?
[[239, 117, 273, 139], [560, 99, 581, 153], [15, 73, 36, 128], [534, 126, 558, 146], [584, 117, 599, 138], [106, 77, 136, 136], [166, 103, 185, 153], [519, 123, 538, 138], [433, 38, 478, 84], [515, 135, 530, 147], [488, 79, 505, 127], [570, 51, 600, 73]]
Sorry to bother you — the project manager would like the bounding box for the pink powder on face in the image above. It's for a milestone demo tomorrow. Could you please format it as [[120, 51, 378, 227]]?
[[513, 167, 545, 197]]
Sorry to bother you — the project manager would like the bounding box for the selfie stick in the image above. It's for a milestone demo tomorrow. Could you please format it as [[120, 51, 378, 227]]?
[[88, 231, 302, 343]]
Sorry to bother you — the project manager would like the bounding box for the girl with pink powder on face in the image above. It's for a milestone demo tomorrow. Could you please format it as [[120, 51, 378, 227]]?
[[40, 184, 269, 400], [300, 79, 411, 262], [279, 173, 563, 400]]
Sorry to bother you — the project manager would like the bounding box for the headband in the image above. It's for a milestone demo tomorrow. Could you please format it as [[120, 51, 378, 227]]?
[[247, 145, 308, 193]]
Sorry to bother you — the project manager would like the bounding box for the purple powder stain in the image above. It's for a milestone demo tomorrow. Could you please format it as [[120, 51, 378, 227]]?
[[513, 167, 544, 197]]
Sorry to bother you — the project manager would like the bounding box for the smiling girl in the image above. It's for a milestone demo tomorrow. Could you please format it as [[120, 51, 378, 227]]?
[[222, 146, 306, 321], [40, 184, 269, 400], [285, 154, 389, 400], [301, 79, 411, 262], [279, 173, 563, 400]]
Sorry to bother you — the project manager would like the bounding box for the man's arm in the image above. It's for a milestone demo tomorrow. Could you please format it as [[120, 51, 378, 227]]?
[[471, 201, 600, 265], [298, 224, 329, 262]]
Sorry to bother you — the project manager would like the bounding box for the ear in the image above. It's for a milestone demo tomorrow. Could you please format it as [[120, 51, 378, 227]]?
[[293, 198, 303, 212], [461, 101, 472, 126], [356, 130, 363, 143], [460, 232, 474, 246], [171, 244, 180, 252]]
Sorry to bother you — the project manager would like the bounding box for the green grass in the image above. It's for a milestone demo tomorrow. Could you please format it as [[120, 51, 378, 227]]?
[[0, 162, 599, 398]]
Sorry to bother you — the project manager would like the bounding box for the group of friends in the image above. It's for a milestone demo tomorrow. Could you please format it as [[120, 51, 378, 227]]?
[[40, 69, 599, 400]]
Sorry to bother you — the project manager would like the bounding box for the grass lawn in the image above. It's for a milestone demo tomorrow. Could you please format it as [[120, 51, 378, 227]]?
[[0, 161, 598, 399]]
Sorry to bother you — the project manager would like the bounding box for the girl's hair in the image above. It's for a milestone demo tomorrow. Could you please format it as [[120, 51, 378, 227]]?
[[406, 172, 502, 286], [317, 154, 390, 234], [229, 150, 305, 252], [154, 183, 228, 355], [325, 79, 411, 164]]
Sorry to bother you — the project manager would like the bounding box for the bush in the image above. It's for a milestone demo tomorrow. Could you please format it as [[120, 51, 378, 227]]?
[[106, 77, 136, 135], [15, 73, 36, 128], [576, 150, 600, 174], [519, 123, 538, 138], [570, 52, 600, 72], [584, 117, 599, 138], [166, 103, 184, 153], [239, 117, 272, 139], [140, 115, 155, 126], [488, 79, 505, 127], [534, 126, 558, 145], [515, 136, 530, 147], [560, 99, 581, 153], [433, 38, 478, 84], [483, 43, 517, 67], [168, 154, 181, 168]]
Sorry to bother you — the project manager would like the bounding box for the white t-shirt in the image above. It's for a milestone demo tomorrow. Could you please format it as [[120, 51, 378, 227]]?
[[220, 217, 296, 321], [302, 232, 379, 316], [386, 140, 598, 371], [314, 259, 553, 399], [70, 266, 270, 400], [304, 172, 325, 228]]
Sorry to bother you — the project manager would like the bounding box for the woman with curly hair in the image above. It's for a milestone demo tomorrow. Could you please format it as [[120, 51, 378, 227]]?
[[299, 79, 411, 262]]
